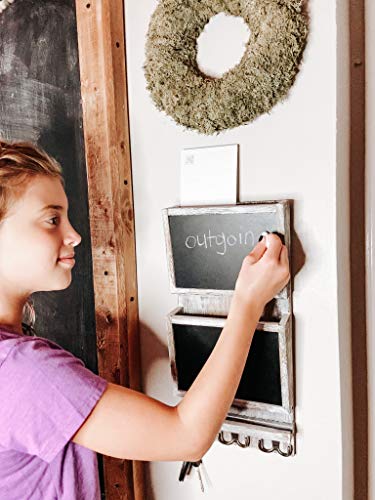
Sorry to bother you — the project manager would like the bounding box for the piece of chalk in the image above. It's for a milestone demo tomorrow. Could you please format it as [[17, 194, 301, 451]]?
[[260, 231, 270, 248]]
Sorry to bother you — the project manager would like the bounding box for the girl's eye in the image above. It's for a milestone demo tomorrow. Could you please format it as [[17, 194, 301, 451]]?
[[47, 216, 60, 226]]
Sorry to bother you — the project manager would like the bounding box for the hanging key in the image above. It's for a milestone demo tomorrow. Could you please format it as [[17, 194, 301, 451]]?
[[179, 458, 211, 493], [191, 460, 204, 492], [178, 461, 193, 481], [200, 459, 212, 489]]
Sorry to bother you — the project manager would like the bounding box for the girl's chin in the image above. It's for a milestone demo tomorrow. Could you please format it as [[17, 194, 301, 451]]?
[[54, 279, 72, 290], [54, 269, 73, 290]]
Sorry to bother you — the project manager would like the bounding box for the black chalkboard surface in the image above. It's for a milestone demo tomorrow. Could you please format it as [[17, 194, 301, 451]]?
[[165, 204, 287, 292], [173, 323, 282, 406], [0, 2, 124, 493], [0, 0, 98, 370], [0, 2, 105, 491]]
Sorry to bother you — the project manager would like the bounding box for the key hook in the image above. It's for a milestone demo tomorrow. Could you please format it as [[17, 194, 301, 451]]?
[[218, 431, 237, 446], [218, 431, 251, 448], [258, 439, 293, 457], [234, 434, 251, 448]]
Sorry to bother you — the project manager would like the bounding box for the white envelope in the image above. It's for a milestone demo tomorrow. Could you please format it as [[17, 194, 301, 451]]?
[[180, 144, 238, 206]]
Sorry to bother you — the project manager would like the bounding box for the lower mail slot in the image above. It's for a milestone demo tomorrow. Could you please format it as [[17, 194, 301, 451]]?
[[172, 322, 282, 406]]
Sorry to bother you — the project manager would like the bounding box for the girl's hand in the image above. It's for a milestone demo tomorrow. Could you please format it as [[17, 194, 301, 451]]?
[[233, 233, 290, 311]]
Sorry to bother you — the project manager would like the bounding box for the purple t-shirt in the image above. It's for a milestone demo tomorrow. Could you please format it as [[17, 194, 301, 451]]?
[[0, 326, 108, 499]]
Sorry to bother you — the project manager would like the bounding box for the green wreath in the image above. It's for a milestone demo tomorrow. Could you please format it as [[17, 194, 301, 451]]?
[[144, 0, 308, 135]]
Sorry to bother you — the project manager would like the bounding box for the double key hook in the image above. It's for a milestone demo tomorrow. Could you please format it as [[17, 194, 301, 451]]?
[[258, 439, 293, 457], [218, 431, 251, 448], [218, 432, 293, 457]]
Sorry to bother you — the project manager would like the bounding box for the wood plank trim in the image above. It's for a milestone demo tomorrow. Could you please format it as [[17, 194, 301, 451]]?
[[75, 1, 144, 498]]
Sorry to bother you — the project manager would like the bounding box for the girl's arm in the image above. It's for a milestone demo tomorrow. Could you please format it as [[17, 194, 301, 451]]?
[[71, 233, 290, 461]]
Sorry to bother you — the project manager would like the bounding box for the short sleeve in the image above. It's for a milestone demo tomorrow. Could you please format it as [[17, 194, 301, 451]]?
[[0, 337, 108, 463]]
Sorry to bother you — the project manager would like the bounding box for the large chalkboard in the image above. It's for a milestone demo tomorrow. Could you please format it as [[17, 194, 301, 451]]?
[[0, 3, 105, 492], [0, 0, 98, 369], [173, 323, 282, 406], [165, 204, 288, 292]]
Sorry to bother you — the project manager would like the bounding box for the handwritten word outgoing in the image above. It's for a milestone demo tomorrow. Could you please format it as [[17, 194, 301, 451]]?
[[184, 229, 256, 256]]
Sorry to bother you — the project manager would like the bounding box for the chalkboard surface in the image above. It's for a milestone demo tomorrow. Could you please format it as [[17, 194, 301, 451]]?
[[173, 323, 282, 406], [0, 1, 106, 491], [167, 207, 285, 291], [0, 0, 98, 371]]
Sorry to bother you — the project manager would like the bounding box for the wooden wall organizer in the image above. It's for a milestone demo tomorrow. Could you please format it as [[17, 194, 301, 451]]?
[[162, 201, 296, 456]]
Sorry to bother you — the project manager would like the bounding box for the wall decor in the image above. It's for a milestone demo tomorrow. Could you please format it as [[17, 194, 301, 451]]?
[[144, 0, 308, 135]]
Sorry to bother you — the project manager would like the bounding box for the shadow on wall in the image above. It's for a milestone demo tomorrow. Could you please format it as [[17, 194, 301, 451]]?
[[139, 320, 171, 500], [290, 201, 306, 282]]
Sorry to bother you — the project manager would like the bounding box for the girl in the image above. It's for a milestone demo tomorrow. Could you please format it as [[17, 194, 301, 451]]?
[[0, 139, 290, 499]]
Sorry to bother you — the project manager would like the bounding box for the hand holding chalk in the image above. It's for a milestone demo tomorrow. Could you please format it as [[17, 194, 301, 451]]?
[[233, 232, 290, 311], [259, 231, 270, 249]]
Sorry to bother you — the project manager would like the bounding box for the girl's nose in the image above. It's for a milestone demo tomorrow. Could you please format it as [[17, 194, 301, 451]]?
[[65, 224, 82, 247], [72, 231, 82, 247]]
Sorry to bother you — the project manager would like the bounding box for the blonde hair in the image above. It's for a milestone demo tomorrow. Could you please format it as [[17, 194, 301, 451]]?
[[0, 139, 65, 334]]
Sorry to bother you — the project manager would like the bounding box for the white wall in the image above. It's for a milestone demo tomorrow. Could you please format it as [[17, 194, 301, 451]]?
[[124, 1, 352, 499]]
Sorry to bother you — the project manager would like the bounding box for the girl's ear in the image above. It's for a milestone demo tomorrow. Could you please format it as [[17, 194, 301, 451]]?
[[22, 298, 36, 331]]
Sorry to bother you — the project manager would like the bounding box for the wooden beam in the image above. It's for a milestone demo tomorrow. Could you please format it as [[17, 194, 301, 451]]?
[[349, 1, 367, 498], [75, 1, 145, 498]]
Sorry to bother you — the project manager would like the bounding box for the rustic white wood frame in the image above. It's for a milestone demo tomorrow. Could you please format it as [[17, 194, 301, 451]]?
[[163, 201, 295, 453], [162, 202, 290, 301], [167, 308, 294, 425]]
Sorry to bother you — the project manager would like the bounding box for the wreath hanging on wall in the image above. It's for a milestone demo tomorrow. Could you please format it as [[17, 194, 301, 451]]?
[[144, 0, 308, 135]]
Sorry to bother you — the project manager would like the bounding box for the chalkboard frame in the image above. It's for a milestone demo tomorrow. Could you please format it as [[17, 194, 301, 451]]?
[[166, 307, 294, 428], [162, 201, 290, 301], [164, 202, 295, 451]]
